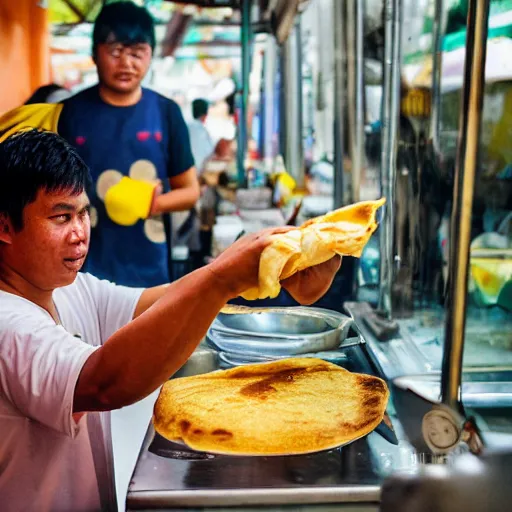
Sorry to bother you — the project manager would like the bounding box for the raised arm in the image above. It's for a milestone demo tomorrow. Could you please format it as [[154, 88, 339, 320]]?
[[150, 167, 200, 214], [73, 228, 290, 413]]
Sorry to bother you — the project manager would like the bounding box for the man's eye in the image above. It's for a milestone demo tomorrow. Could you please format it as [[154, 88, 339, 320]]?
[[52, 215, 70, 223]]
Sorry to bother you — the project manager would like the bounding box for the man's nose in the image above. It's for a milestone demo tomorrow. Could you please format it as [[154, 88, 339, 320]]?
[[119, 51, 132, 68], [69, 219, 87, 243]]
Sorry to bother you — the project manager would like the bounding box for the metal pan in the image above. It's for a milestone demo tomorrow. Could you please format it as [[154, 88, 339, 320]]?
[[207, 306, 354, 357], [151, 431, 372, 459]]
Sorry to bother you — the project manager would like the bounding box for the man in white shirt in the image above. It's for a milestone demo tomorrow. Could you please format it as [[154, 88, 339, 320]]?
[[188, 98, 217, 174], [0, 129, 341, 511]]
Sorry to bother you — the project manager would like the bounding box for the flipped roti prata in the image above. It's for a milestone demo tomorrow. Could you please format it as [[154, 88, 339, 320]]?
[[240, 198, 386, 300], [153, 357, 389, 456]]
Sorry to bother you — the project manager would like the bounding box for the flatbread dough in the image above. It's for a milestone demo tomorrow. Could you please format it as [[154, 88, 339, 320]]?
[[241, 198, 386, 300], [153, 357, 389, 456]]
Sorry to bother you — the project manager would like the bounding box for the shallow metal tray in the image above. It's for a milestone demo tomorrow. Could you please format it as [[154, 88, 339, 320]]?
[[207, 307, 353, 357]]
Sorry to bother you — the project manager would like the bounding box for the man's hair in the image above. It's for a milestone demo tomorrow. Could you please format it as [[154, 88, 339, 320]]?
[[25, 84, 68, 105], [192, 99, 209, 120], [92, 1, 156, 57], [0, 130, 91, 231]]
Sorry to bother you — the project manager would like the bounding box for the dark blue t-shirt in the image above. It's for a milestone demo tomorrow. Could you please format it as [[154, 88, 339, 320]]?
[[58, 86, 194, 287]]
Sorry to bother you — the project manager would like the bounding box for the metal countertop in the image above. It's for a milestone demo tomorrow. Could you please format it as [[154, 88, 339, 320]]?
[[126, 344, 417, 510]]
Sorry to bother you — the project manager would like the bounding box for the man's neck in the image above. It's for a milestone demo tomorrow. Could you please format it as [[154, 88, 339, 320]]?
[[98, 84, 142, 106], [0, 265, 58, 322]]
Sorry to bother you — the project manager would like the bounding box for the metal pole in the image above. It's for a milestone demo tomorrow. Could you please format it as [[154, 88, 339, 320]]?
[[430, 0, 445, 153], [263, 37, 277, 170], [237, 0, 251, 187], [295, 21, 305, 189], [378, 0, 402, 319], [346, 0, 365, 203], [282, 22, 305, 188], [278, 47, 287, 160], [333, 0, 346, 208], [441, 0, 490, 412]]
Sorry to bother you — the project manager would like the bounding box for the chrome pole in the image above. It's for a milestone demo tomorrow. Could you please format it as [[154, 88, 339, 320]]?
[[283, 21, 305, 188], [346, 0, 365, 203], [333, 0, 346, 208], [378, 0, 402, 319], [441, 0, 490, 411], [237, 0, 251, 186], [263, 37, 277, 170], [430, 0, 446, 153]]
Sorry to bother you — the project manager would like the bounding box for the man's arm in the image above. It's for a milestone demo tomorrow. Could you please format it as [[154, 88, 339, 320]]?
[[151, 167, 200, 214], [154, 98, 200, 213], [73, 228, 342, 414], [131, 254, 341, 319], [74, 264, 231, 414], [73, 228, 288, 413]]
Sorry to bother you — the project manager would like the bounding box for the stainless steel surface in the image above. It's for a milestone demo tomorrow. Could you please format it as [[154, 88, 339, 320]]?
[[129, 507, 378, 512], [216, 348, 352, 368], [378, 0, 402, 319], [127, 344, 418, 509], [391, 371, 512, 453], [381, 450, 512, 512], [207, 307, 353, 357], [236, 0, 251, 186], [394, 371, 512, 410], [333, 0, 346, 208], [344, 302, 433, 379], [441, 0, 491, 413], [346, 302, 511, 455], [128, 485, 381, 509], [346, 0, 365, 204]]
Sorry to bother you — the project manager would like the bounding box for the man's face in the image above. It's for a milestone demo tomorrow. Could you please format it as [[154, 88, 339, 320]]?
[[95, 39, 152, 94], [2, 189, 91, 291]]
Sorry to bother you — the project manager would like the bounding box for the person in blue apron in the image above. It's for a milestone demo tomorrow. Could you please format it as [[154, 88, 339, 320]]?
[[0, 1, 200, 287]]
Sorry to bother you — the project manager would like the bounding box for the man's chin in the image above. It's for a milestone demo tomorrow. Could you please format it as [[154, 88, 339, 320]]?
[[57, 269, 81, 288], [110, 81, 140, 94]]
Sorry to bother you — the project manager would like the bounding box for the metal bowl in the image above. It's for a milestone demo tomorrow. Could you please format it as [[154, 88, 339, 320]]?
[[206, 306, 353, 358]]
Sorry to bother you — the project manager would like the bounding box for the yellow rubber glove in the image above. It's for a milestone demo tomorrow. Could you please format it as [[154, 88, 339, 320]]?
[[104, 177, 157, 226]]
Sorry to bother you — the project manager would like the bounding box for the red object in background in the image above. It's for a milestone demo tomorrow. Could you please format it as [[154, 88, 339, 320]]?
[[248, 148, 260, 160]]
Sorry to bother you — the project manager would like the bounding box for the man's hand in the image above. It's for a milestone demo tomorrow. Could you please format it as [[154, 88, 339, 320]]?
[[281, 255, 342, 305], [207, 227, 294, 299]]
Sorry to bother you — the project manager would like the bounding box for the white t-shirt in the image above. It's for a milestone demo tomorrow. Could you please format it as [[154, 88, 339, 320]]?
[[0, 273, 143, 512], [188, 118, 216, 173]]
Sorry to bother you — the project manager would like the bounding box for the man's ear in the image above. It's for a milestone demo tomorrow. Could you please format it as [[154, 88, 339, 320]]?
[[0, 214, 14, 244]]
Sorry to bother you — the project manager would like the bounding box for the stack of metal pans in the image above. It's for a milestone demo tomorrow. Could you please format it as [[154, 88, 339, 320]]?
[[206, 306, 359, 367]]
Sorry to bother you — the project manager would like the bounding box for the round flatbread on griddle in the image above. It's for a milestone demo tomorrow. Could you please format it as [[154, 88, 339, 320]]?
[[153, 358, 389, 456]]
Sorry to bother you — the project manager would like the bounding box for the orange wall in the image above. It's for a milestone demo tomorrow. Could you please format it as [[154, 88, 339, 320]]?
[[0, 0, 50, 114]]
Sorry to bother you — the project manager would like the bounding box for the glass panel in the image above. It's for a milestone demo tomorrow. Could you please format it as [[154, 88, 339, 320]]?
[[357, 0, 511, 386], [436, 2, 512, 370]]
